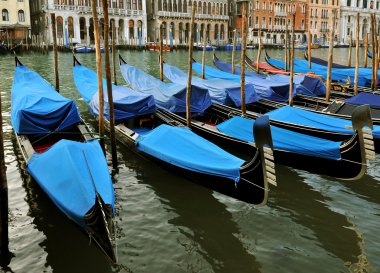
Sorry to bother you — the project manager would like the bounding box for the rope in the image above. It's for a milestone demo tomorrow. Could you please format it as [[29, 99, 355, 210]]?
[[239, 177, 270, 192]]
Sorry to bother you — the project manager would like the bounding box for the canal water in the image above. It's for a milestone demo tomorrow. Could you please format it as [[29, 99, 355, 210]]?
[[0, 48, 379, 273]]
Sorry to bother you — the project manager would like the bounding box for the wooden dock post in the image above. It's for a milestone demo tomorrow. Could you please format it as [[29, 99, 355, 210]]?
[[240, 0, 248, 116], [51, 13, 59, 92], [159, 25, 164, 81], [256, 30, 262, 73], [91, 0, 105, 151], [102, 0, 117, 166], [326, 9, 337, 102], [232, 29, 237, 74], [289, 13, 295, 107], [348, 31, 352, 67], [0, 84, 8, 255], [308, 30, 312, 69], [186, 3, 196, 128], [364, 33, 368, 68], [112, 22, 117, 85], [201, 29, 207, 79], [354, 13, 360, 95]]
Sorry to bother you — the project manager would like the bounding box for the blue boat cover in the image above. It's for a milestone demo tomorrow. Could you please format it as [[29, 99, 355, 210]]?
[[27, 139, 115, 229], [266, 106, 380, 139], [344, 92, 380, 108], [213, 57, 326, 97], [162, 63, 260, 106], [11, 65, 81, 134], [73, 64, 156, 122], [267, 56, 377, 87], [191, 62, 294, 102], [136, 124, 245, 182], [216, 116, 342, 160], [120, 63, 212, 113]]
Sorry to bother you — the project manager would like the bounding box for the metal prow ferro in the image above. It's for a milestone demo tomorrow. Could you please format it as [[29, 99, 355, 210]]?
[[253, 115, 277, 187], [351, 104, 376, 164], [118, 54, 127, 65], [14, 54, 23, 67], [72, 54, 81, 67]]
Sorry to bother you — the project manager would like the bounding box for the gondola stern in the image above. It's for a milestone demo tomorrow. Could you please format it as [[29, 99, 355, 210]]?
[[253, 115, 277, 187]]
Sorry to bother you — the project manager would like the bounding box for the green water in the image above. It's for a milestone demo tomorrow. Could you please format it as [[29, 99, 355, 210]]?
[[0, 48, 379, 273]]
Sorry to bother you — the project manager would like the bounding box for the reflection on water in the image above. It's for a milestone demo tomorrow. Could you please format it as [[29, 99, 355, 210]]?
[[0, 49, 379, 273]]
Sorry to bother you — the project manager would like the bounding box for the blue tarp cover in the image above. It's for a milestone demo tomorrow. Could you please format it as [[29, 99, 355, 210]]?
[[136, 124, 244, 182], [11, 65, 81, 134], [120, 63, 212, 113], [345, 92, 380, 108], [163, 63, 259, 106], [266, 106, 380, 139], [216, 116, 342, 160], [267, 57, 377, 87], [213, 58, 326, 97], [191, 62, 294, 102], [27, 139, 115, 229], [73, 65, 156, 122]]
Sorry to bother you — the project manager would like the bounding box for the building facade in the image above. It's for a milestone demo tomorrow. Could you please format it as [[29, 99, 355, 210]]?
[[339, 0, 380, 44], [146, 0, 229, 45], [233, 0, 307, 45], [308, 0, 340, 44], [30, 0, 147, 46], [0, 0, 31, 44]]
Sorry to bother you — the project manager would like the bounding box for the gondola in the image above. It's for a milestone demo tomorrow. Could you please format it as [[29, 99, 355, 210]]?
[[73, 56, 276, 206], [303, 50, 352, 68], [11, 57, 116, 263], [119, 57, 373, 180], [175, 55, 379, 152], [265, 49, 378, 88]]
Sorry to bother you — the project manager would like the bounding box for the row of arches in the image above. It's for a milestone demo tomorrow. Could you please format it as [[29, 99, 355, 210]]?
[[157, 0, 227, 16], [158, 21, 226, 44], [54, 0, 143, 10]]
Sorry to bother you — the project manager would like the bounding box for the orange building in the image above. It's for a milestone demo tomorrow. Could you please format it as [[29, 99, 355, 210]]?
[[308, 0, 340, 45], [234, 0, 308, 46]]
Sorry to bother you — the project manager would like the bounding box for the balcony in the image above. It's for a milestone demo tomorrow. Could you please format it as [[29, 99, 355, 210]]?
[[262, 24, 266, 28], [320, 28, 330, 32], [53, 5, 145, 16], [274, 11, 287, 16], [157, 11, 229, 20]]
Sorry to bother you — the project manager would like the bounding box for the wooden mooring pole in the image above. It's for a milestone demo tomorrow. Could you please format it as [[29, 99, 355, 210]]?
[[364, 33, 369, 68], [308, 30, 312, 69], [51, 13, 59, 92], [326, 9, 336, 102], [284, 21, 288, 72], [371, 14, 376, 91], [240, 1, 247, 116], [91, 0, 105, 151], [0, 84, 9, 255], [354, 13, 360, 95], [348, 31, 352, 67], [102, 0, 117, 167], [112, 22, 117, 85], [289, 13, 295, 107], [186, 3, 196, 128], [232, 29, 237, 74], [159, 26, 164, 81], [256, 29, 262, 73], [201, 29, 207, 79]]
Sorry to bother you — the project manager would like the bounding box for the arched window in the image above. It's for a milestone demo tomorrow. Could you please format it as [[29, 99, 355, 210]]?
[[198, 1, 202, 13], [163, 0, 167, 10], [68, 16, 74, 37], [162, 22, 167, 39], [168, 0, 172, 11], [178, 0, 182, 12], [56, 16, 64, 38], [18, 10, 25, 22], [138, 0, 142, 9], [173, 0, 177, 11], [129, 19, 134, 38], [183, 0, 187, 12], [2, 9, 9, 21], [158, 0, 162, 10], [203, 2, 206, 14], [208, 2, 211, 14]]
